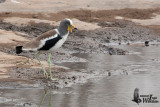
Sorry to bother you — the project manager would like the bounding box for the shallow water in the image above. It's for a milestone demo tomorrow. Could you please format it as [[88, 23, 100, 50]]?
[[0, 45, 160, 107]]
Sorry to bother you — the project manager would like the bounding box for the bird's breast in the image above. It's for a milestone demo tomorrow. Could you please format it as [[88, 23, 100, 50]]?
[[49, 34, 68, 51]]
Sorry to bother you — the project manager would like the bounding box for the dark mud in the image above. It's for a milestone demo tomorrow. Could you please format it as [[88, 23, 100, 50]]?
[[66, 20, 159, 54], [9, 67, 79, 89], [0, 20, 56, 37], [0, 0, 5, 3], [0, 63, 90, 89]]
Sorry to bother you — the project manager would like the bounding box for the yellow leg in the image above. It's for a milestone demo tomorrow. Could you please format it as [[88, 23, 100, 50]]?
[[48, 53, 57, 80], [36, 52, 48, 78], [39, 89, 48, 107], [49, 90, 52, 107]]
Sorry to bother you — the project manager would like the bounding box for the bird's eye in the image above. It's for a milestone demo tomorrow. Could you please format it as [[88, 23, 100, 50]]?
[[65, 23, 69, 26]]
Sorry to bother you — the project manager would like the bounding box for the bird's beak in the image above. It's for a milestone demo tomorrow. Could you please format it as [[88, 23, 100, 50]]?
[[68, 25, 76, 33]]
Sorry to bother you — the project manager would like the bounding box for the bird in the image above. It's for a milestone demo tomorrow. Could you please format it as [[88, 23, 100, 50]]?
[[16, 19, 76, 80]]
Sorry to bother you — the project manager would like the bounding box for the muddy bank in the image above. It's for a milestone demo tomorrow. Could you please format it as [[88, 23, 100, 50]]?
[[0, 9, 160, 89], [0, 20, 56, 37], [1, 8, 160, 23]]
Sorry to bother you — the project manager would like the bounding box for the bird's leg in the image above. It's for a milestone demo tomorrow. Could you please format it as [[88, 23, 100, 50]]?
[[35, 52, 48, 78], [49, 90, 52, 107], [39, 89, 48, 107], [48, 52, 57, 80]]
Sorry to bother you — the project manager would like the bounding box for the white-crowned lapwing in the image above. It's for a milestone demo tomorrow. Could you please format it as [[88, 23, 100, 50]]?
[[16, 19, 76, 80]]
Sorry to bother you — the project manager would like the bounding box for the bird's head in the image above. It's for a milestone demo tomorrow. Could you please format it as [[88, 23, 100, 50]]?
[[59, 19, 76, 34]]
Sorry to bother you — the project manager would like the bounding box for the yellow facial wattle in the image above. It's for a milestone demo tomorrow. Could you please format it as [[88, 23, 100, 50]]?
[[67, 26, 70, 31], [68, 25, 75, 33]]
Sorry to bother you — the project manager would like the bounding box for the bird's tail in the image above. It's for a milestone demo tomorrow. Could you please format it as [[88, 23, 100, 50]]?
[[16, 46, 23, 54]]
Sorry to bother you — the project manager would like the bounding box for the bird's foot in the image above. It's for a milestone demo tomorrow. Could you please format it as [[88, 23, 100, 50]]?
[[44, 72, 49, 79], [50, 76, 57, 81]]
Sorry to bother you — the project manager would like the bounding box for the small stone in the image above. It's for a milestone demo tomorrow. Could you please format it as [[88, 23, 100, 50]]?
[[108, 72, 111, 76], [145, 41, 149, 46], [72, 76, 76, 80], [65, 82, 68, 84], [32, 15, 38, 18], [23, 102, 32, 106], [127, 42, 130, 45]]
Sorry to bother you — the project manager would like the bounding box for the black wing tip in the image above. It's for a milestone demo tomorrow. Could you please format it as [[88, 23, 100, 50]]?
[[16, 46, 23, 54]]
